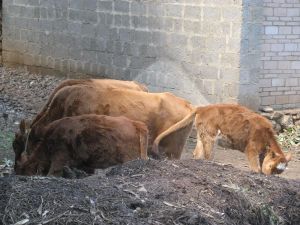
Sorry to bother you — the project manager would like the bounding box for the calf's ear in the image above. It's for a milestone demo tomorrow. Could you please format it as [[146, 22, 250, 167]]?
[[285, 152, 292, 162], [20, 119, 26, 134], [19, 119, 32, 134]]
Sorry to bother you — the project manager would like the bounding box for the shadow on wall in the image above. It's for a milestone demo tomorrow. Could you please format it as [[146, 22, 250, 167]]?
[[132, 59, 210, 106]]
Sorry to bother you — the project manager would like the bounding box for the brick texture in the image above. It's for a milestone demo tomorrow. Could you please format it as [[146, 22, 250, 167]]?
[[260, 0, 300, 109]]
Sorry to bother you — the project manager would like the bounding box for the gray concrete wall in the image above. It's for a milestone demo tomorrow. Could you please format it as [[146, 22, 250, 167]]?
[[260, 0, 300, 110], [239, 0, 263, 110], [2, 0, 259, 109]]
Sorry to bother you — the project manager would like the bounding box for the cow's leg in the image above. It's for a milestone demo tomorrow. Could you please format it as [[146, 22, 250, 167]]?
[[193, 124, 206, 159], [193, 124, 215, 160], [245, 142, 261, 173], [47, 150, 71, 177], [193, 133, 205, 159], [160, 123, 193, 159], [201, 134, 215, 160]]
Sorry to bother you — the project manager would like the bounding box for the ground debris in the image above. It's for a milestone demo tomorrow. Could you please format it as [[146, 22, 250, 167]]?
[[0, 159, 299, 225]]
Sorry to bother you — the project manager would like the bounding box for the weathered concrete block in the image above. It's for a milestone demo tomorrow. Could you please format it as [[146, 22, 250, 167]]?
[[113, 55, 128, 68], [165, 4, 183, 18], [272, 78, 285, 87], [148, 16, 163, 30], [278, 61, 291, 69], [265, 26, 278, 34], [222, 7, 241, 21], [183, 20, 201, 33], [115, 15, 130, 27], [200, 66, 219, 79], [286, 78, 298, 87], [274, 8, 287, 17], [131, 2, 147, 16], [184, 6, 201, 20], [264, 61, 278, 69], [114, 1, 129, 13], [97, 1, 113, 12], [68, 9, 97, 23], [264, 7, 273, 16], [70, 0, 97, 11], [131, 16, 149, 29], [203, 7, 221, 21], [133, 30, 152, 44], [123, 43, 139, 57], [284, 43, 298, 51], [271, 43, 284, 52], [261, 96, 276, 105], [279, 26, 292, 34], [276, 95, 289, 104], [291, 61, 300, 69], [139, 45, 158, 58], [203, 79, 215, 95], [287, 8, 300, 17], [148, 3, 164, 16]]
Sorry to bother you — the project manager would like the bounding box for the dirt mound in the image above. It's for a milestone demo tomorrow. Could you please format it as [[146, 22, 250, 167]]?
[[1, 159, 299, 225]]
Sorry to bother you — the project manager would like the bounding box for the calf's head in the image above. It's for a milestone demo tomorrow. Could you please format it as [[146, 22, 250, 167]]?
[[14, 153, 33, 175], [14, 143, 49, 176], [13, 120, 47, 175], [262, 151, 292, 175], [13, 120, 30, 161]]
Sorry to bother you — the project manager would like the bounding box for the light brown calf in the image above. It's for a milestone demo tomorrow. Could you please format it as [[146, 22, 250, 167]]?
[[193, 104, 292, 175]]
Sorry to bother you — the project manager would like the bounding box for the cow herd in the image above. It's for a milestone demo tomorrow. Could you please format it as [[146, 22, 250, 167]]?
[[12, 79, 292, 177]]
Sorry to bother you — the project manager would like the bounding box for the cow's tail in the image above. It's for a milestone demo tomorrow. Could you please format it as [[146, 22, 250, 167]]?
[[151, 108, 198, 157], [31, 79, 92, 127]]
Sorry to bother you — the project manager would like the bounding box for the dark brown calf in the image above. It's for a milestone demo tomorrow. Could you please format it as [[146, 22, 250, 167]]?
[[15, 115, 148, 176]]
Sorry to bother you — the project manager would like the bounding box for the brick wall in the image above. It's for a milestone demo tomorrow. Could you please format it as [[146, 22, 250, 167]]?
[[260, 0, 300, 109], [2, 0, 260, 108]]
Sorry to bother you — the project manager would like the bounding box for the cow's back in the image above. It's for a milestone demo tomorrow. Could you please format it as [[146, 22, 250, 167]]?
[[40, 86, 191, 142], [31, 79, 148, 127], [44, 115, 147, 170], [196, 104, 274, 151]]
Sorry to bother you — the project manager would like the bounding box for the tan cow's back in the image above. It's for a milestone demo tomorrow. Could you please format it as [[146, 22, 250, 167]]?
[[31, 79, 148, 127], [40, 86, 193, 144]]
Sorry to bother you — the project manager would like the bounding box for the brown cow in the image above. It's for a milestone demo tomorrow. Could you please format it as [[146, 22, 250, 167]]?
[[30, 79, 148, 128], [192, 104, 292, 175], [13, 78, 148, 158], [14, 85, 196, 160], [14, 115, 148, 176]]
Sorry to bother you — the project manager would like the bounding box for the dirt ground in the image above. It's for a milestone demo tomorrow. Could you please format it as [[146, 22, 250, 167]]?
[[182, 146, 300, 180], [1, 160, 300, 225], [0, 66, 300, 224]]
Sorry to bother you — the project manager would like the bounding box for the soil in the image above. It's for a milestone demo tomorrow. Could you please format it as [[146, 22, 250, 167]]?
[[1, 160, 300, 225], [0, 66, 299, 224]]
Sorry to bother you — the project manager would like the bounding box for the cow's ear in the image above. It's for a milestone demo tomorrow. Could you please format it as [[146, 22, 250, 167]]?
[[20, 119, 26, 134]]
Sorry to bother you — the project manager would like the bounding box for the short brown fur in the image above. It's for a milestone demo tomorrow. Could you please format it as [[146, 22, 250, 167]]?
[[16, 85, 195, 159], [30, 79, 148, 128], [193, 104, 291, 175], [15, 115, 148, 176]]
